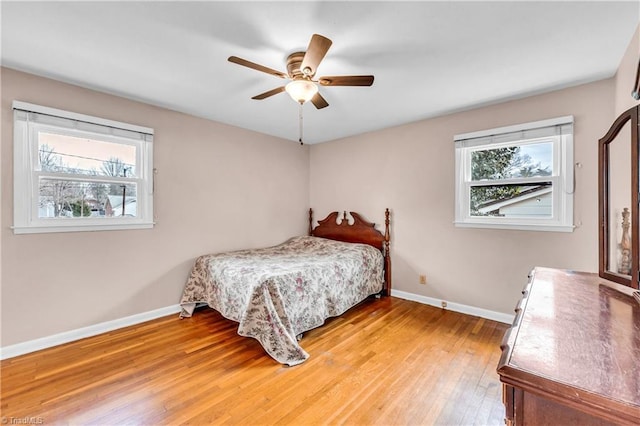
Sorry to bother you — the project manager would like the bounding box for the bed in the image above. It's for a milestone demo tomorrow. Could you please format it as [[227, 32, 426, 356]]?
[[179, 208, 391, 366]]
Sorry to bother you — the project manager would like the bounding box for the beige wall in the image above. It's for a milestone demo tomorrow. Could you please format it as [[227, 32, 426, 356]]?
[[310, 79, 614, 315], [1, 68, 310, 346], [615, 25, 639, 114]]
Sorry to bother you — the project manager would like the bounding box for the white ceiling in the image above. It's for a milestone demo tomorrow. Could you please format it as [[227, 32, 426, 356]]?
[[2, 1, 638, 144]]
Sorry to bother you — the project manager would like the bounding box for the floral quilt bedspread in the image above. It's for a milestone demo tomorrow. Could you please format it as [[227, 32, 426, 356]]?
[[179, 236, 384, 365]]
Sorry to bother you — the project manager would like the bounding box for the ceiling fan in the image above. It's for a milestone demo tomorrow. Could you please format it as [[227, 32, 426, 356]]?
[[228, 34, 374, 110]]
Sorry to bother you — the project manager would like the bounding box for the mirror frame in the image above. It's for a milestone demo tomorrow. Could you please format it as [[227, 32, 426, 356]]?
[[598, 104, 639, 289]]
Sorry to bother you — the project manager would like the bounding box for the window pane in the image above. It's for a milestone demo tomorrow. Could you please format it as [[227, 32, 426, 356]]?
[[470, 182, 552, 217], [471, 142, 553, 181], [38, 132, 137, 178], [39, 178, 137, 218]]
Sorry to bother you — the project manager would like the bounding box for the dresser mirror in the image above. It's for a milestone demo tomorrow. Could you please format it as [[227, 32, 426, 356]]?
[[598, 104, 639, 289]]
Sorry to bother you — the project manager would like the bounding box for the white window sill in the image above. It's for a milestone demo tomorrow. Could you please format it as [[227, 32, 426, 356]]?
[[12, 222, 155, 234], [454, 221, 574, 233]]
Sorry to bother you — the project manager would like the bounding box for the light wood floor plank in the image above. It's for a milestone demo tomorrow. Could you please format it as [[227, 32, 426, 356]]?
[[1, 297, 508, 425]]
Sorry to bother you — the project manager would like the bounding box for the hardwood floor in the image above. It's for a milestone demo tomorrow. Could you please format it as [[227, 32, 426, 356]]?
[[1, 297, 509, 425]]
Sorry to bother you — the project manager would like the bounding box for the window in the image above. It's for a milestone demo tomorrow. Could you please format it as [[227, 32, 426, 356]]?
[[13, 101, 154, 234], [454, 116, 574, 232]]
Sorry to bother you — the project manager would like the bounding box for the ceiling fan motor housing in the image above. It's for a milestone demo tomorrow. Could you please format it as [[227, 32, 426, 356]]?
[[287, 52, 310, 79]]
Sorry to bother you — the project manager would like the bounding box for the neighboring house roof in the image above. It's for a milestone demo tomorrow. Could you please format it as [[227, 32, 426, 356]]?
[[477, 184, 552, 214], [106, 195, 137, 216]]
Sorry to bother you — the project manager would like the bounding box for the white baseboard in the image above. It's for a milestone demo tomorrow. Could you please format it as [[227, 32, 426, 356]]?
[[1, 295, 513, 360], [0, 304, 182, 360], [391, 289, 515, 324]]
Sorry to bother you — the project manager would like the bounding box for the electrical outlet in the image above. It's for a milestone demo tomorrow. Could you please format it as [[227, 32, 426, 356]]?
[[441, 301, 447, 309], [419, 275, 427, 285]]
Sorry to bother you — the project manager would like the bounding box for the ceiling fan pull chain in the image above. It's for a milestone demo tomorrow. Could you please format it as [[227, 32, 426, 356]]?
[[299, 102, 304, 145]]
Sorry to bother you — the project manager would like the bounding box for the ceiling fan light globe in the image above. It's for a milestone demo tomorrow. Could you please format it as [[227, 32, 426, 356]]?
[[285, 80, 318, 103]]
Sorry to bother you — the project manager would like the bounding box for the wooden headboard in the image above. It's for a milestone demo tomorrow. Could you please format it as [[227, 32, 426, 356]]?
[[308, 208, 391, 296]]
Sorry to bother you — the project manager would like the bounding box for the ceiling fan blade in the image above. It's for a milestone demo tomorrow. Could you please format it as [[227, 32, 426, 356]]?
[[300, 34, 332, 76], [228, 56, 287, 79], [252, 86, 286, 100], [318, 75, 374, 86], [311, 92, 329, 109]]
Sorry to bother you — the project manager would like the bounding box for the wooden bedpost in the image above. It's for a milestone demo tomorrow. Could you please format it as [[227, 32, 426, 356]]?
[[384, 208, 391, 296], [308, 208, 313, 236]]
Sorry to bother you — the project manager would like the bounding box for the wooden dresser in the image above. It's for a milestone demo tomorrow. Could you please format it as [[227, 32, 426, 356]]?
[[497, 267, 640, 425]]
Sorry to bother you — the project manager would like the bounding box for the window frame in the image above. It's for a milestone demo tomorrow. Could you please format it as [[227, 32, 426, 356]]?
[[454, 116, 574, 232], [13, 101, 154, 234]]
